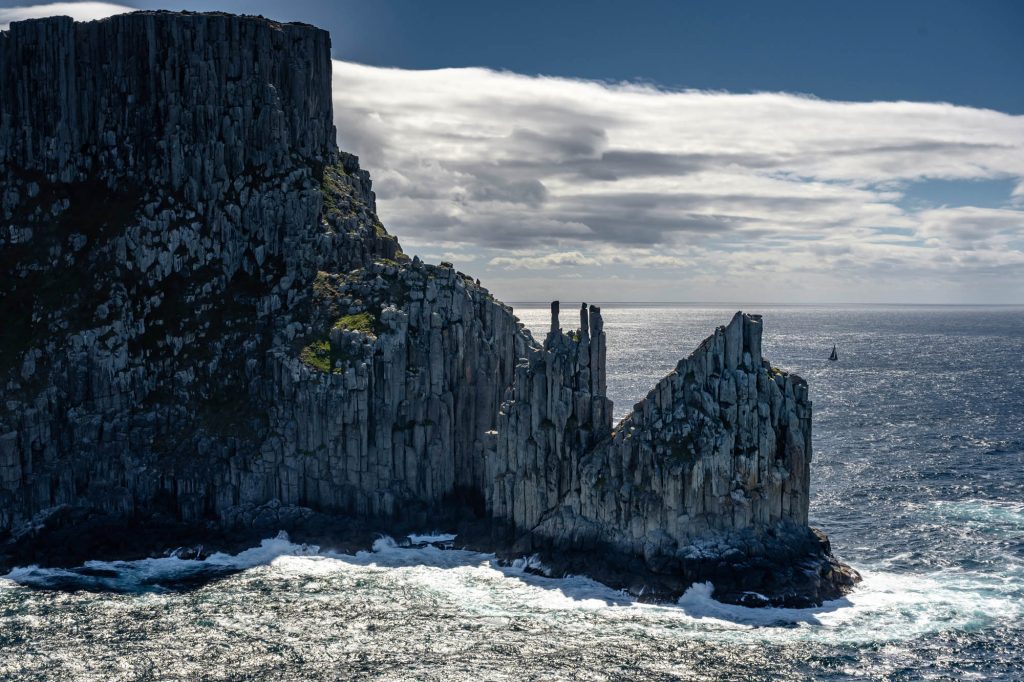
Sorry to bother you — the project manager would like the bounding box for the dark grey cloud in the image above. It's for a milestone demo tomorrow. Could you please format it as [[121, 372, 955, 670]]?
[[466, 175, 549, 206]]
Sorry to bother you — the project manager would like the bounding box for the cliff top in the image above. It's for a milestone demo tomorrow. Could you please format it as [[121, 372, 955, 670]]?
[[0, 10, 322, 33], [0, 7, 337, 182]]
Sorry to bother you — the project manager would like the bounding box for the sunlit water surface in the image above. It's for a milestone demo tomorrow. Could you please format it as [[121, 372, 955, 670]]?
[[2, 305, 1022, 680]]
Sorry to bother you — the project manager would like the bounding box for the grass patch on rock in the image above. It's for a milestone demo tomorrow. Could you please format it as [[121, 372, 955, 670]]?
[[298, 311, 377, 373], [333, 311, 376, 335], [299, 339, 333, 373]]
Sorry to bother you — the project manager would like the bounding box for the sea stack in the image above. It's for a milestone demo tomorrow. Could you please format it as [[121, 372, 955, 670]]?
[[0, 11, 857, 605]]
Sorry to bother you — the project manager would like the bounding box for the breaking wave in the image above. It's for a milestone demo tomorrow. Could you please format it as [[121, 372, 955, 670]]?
[[4, 532, 1020, 649]]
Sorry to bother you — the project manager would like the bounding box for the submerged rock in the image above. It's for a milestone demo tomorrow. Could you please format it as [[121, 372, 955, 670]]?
[[0, 11, 857, 604]]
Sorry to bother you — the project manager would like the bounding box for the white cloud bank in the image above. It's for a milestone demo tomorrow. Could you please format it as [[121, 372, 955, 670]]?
[[0, 2, 133, 30], [332, 61, 1024, 303]]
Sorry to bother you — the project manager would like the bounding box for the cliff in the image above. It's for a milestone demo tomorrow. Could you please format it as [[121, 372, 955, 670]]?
[[0, 11, 857, 605]]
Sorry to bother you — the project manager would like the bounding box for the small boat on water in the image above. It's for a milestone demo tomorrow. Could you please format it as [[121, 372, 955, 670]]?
[[829, 345, 838, 362]]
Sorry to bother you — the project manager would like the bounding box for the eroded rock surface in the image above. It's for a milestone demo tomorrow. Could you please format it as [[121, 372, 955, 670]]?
[[0, 11, 857, 604]]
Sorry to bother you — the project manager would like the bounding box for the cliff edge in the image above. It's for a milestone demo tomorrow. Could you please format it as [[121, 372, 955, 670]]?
[[0, 11, 858, 605]]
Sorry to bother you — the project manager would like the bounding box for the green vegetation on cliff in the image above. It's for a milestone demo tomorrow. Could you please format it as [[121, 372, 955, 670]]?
[[299, 340, 334, 373], [298, 309, 380, 373], [333, 312, 375, 334], [319, 159, 403, 257]]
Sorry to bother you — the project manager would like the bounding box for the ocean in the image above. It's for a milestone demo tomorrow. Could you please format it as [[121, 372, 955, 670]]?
[[2, 305, 1022, 680]]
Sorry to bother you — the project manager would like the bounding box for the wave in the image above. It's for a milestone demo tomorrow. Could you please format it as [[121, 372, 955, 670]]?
[[1, 532, 321, 593], [405, 532, 458, 545], [3, 533, 1021, 647], [928, 499, 1024, 533], [670, 567, 1022, 645]]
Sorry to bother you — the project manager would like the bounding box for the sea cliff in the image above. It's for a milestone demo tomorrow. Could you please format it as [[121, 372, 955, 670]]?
[[0, 11, 857, 605]]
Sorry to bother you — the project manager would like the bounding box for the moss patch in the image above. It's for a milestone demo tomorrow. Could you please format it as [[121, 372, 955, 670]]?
[[333, 311, 376, 335], [299, 339, 333, 373], [298, 311, 376, 373], [320, 162, 352, 218], [313, 270, 342, 299]]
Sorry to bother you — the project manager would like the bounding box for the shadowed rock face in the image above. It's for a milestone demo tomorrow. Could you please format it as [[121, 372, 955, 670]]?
[[0, 12, 857, 605]]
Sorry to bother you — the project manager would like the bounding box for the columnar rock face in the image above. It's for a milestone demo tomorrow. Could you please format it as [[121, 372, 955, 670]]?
[[0, 12, 855, 604], [1, 12, 335, 185], [489, 304, 612, 530], [0, 12, 400, 530], [499, 310, 814, 561], [245, 259, 531, 521]]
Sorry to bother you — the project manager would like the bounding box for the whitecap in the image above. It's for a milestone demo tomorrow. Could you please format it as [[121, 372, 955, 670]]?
[[5, 532, 1021, 650], [407, 532, 457, 544], [929, 499, 1024, 534], [664, 566, 1024, 645], [1, 534, 322, 592]]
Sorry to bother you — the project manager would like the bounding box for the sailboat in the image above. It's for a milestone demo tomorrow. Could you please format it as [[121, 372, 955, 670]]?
[[829, 344, 838, 362]]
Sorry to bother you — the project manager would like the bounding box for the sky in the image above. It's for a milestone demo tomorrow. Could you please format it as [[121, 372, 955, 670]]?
[[2, 1, 1023, 303]]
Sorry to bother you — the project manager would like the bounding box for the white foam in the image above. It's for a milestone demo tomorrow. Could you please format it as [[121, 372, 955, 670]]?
[[664, 567, 1024, 644], [509, 553, 551, 576], [1, 533, 321, 592], [3, 533, 1021, 649], [317, 546, 1023, 646], [929, 499, 1024, 534], [407, 532, 457, 544], [370, 535, 399, 553]]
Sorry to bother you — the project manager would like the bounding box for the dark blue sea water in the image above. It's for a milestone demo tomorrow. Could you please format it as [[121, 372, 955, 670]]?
[[2, 305, 1022, 680]]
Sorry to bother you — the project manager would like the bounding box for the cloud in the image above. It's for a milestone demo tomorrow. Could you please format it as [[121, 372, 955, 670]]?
[[332, 60, 1024, 301], [490, 251, 600, 270], [1012, 180, 1024, 207], [489, 249, 694, 270], [916, 207, 1024, 248], [0, 2, 133, 30]]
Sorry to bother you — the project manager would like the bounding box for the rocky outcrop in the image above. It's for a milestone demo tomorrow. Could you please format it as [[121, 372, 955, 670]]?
[[0, 11, 857, 605], [493, 307, 856, 603], [505, 310, 811, 547], [489, 302, 612, 531]]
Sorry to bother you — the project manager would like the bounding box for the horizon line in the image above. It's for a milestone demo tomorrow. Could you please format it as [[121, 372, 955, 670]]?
[[505, 301, 1024, 308]]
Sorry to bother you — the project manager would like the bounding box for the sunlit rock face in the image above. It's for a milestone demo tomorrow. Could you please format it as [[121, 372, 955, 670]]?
[[0, 11, 855, 605]]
